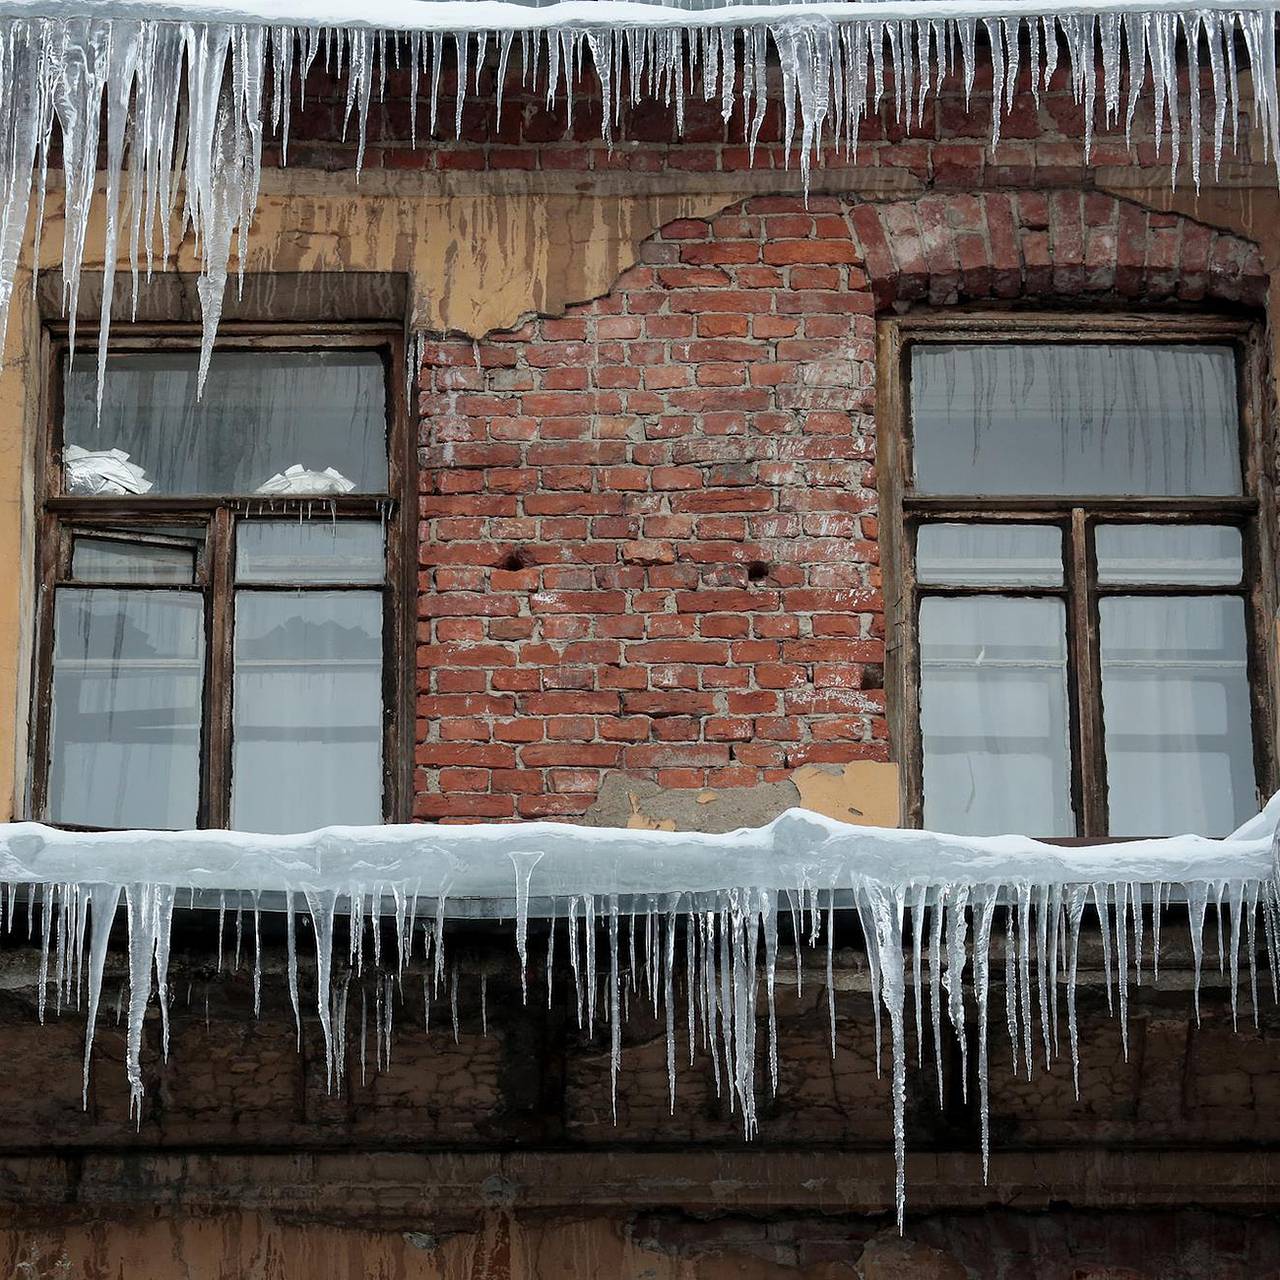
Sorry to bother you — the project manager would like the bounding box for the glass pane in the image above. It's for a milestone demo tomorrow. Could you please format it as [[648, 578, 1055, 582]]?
[[232, 591, 383, 833], [911, 344, 1240, 496], [916, 523, 1063, 586], [48, 589, 204, 828], [72, 537, 196, 584], [63, 350, 388, 496], [1100, 597, 1254, 836], [236, 521, 385, 584], [920, 597, 1073, 836], [1095, 524, 1243, 586]]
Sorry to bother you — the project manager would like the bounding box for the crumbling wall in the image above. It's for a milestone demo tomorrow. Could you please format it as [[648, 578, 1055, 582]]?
[[414, 191, 1265, 824]]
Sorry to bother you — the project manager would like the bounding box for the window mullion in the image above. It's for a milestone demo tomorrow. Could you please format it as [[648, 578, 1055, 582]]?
[[203, 506, 235, 829], [1066, 508, 1108, 837]]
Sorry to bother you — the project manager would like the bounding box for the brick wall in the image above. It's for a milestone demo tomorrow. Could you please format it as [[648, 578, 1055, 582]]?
[[415, 192, 1265, 822], [417, 200, 883, 821], [272, 55, 1249, 190]]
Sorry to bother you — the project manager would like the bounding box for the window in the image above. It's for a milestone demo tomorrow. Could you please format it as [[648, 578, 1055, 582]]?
[[31, 330, 410, 833], [882, 316, 1272, 839]]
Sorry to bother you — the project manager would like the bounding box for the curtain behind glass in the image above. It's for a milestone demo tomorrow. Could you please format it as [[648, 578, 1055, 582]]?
[[920, 596, 1073, 836], [63, 351, 388, 495], [49, 589, 204, 828], [911, 344, 1240, 496], [1101, 596, 1253, 836], [232, 591, 383, 833]]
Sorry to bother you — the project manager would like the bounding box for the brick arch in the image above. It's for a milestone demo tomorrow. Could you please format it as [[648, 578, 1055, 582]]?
[[848, 192, 1267, 311]]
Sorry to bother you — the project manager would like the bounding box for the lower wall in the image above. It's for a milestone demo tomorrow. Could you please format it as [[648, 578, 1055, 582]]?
[[0, 919, 1278, 1277], [6, 1206, 1280, 1279]]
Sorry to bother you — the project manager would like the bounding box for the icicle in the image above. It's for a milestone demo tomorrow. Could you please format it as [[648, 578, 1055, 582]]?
[[608, 894, 621, 1123], [910, 885, 926, 1069], [1094, 883, 1114, 1015], [1227, 879, 1245, 1031], [1114, 882, 1129, 1061], [1187, 882, 1210, 1025], [971, 887, 999, 1183], [1247, 881, 1261, 1026], [664, 897, 678, 1113], [36, 882, 53, 1023], [123, 883, 175, 1118], [251, 892, 262, 1019], [1014, 885, 1034, 1080], [825, 888, 837, 1057], [303, 889, 338, 1087], [1152, 880, 1165, 984], [81, 884, 121, 1108], [928, 889, 945, 1105], [509, 850, 543, 1005], [864, 880, 908, 1227], [546, 908, 556, 1012], [1066, 885, 1088, 1099], [944, 885, 970, 1097], [285, 892, 301, 1049]]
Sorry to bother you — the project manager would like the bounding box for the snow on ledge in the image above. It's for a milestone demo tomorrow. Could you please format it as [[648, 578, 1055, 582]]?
[[0, 805, 1273, 897], [4, 803, 1279, 1224]]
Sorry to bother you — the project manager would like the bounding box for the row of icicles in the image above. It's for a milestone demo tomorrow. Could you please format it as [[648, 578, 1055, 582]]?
[[0, 9, 1276, 410], [9, 875, 1280, 1225]]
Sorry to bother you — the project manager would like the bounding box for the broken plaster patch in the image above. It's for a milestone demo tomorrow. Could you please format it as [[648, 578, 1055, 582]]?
[[581, 762, 900, 835]]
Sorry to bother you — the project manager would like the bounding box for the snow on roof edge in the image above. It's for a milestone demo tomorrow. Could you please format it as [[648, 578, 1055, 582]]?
[[0, 0, 1270, 32]]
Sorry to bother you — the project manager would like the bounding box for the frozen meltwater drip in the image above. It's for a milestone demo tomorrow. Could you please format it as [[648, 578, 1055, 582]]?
[[509, 849, 544, 1005], [0, 7, 1272, 398]]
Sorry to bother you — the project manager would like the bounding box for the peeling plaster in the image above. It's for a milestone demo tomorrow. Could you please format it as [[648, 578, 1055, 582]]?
[[582, 763, 900, 835]]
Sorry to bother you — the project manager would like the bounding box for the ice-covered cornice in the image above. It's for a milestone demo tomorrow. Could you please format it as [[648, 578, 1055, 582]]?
[[0, 1, 1274, 399], [4, 804, 1279, 1224], [0, 0, 1271, 29]]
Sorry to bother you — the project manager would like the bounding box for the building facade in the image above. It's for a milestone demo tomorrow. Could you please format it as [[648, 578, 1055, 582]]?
[[0, 12, 1278, 1277]]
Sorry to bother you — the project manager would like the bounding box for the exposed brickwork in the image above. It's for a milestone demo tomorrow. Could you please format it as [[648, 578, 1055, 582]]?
[[417, 198, 884, 821], [852, 192, 1268, 309], [272, 57, 1239, 190], [415, 192, 1265, 823]]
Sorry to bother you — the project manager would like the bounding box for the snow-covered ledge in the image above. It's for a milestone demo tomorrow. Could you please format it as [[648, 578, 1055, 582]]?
[[0, 0, 1274, 402], [3, 801, 1278, 1224]]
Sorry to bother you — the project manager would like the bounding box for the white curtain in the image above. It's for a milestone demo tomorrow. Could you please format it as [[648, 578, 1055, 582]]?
[[1101, 596, 1253, 836], [912, 344, 1240, 497], [920, 595, 1073, 836], [49, 589, 204, 828], [63, 350, 388, 496], [231, 590, 384, 834]]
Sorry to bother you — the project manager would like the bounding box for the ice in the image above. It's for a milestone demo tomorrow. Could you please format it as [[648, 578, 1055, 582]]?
[[4, 806, 1279, 1225], [0, 1, 1269, 393]]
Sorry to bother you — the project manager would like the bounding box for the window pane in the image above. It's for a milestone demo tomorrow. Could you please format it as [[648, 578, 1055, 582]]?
[[236, 521, 385, 584], [1100, 597, 1254, 836], [63, 350, 388, 496], [48, 589, 204, 828], [232, 591, 383, 833], [911, 344, 1240, 496], [916, 523, 1063, 586], [920, 597, 1073, 835], [72, 537, 197, 584], [1095, 524, 1243, 586]]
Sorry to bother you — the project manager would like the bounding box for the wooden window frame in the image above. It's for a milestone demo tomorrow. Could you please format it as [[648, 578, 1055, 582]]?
[[28, 322, 415, 830], [877, 311, 1277, 838]]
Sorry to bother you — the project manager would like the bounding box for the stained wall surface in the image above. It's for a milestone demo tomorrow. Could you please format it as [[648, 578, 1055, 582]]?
[[0, 54, 1275, 1279]]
